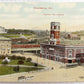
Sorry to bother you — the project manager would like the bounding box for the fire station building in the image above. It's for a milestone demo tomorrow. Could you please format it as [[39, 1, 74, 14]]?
[[40, 22, 84, 63]]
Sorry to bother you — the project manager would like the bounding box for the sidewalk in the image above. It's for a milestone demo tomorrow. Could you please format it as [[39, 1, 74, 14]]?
[[0, 64, 43, 68]]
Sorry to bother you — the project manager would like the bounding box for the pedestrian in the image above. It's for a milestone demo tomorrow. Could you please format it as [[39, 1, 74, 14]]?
[[52, 67, 54, 70]]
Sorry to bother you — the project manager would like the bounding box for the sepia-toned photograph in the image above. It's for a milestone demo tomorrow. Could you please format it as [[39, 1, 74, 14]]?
[[0, 1, 84, 83]]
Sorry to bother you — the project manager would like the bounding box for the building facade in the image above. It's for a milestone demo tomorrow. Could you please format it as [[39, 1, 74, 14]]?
[[0, 37, 11, 55], [0, 26, 7, 33], [40, 22, 84, 63]]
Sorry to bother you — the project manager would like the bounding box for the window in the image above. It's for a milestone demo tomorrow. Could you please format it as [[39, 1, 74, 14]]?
[[54, 26, 56, 29], [52, 34, 54, 38], [57, 33, 58, 36], [8, 50, 10, 53], [69, 50, 72, 53], [1, 48, 5, 51], [7, 48, 10, 53], [56, 58, 57, 61], [58, 26, 60, 30], [3, 52, 5, 54], [52, 26, 54, 29], [1, 44, 4, 46], [76, 54, 80, 58], [8, 41, 11, 43], [7, 45, 10, 46], [47, 56, 48, 59], [68, 54, 72, 58]]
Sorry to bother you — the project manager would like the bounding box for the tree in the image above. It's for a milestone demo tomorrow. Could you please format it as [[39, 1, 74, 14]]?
[[16, 56, 22, 60], [34, 63, 38, 67], [26, 58, 32, 62], [21, 57, 26, 60], [13, 66, 19, 72], [11, 55, 17, 60], [18, 60, 24, 65]]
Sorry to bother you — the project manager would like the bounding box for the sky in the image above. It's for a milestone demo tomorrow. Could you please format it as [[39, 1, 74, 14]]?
[[0, 2, 84, 32]]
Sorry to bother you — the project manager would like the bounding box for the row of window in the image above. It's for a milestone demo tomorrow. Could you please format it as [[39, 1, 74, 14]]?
[[1, 51, 10, 54], [1, 48, 10, 50], [51, 26, 60, 30], [0, 41, 11, 43], [0, 44, 11, 46]]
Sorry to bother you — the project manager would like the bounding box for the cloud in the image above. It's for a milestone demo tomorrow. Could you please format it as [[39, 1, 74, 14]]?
[[0, 3, 22, 13], [24, 8, 34, 12], [80, 8, 84, 11], [0, 14, 20, 18], [58, 3, 76, 8], [72, 15, 84, 19], [0, 3, 5, 9], [11, 5, 22, 13], [26, 2, 37, 5]]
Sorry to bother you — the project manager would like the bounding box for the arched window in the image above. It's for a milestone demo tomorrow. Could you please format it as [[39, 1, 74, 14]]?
[[58, 26, 60, 30], [52, 34, 54, 38], [68, 54, 72, 58], [69, 49, 72, 53]]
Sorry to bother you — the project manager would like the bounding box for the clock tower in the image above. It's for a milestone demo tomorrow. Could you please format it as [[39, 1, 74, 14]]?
[[50, 22, 60, 45]]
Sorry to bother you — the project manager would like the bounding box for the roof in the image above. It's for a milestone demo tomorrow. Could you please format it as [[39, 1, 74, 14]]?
[[0, 36, 11, 41], [60, 39, 84, 46], [41, 39, 84, 47]]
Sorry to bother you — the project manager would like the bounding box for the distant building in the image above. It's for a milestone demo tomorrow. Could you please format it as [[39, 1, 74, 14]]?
[[80, 36, 84, 40], [20, 33, 27, 39], [67, 33, 80, 40], [0, 26, 7, 33], [0, 37, 11, 55], [11, 38, 29, 44], [40, 22, 84, 64]]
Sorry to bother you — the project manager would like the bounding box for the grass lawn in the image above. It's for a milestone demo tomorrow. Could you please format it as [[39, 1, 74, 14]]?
[[9, 60, 36, 66], [0, 33, 34, 38], [4, 35, 20, 38], [0, 34, 18, 35], [23, 34, 32, 36], [0, 59, 43, 67], [0, 57, 44, 75], [0, 66, 42, 75]]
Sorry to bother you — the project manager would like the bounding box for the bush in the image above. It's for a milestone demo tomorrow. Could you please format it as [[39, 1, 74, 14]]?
[[18, 60, 24, 64], [21, 57, 26, 60], [0, 56, 2, 59], [34, 63, 38, 67], [13, 66, 19, 72], [26, 58, 32, 62], [11, 55, 17, 60], [16, 56, 22, 60], [6, 56, 11, 59], [1, 56, 5, 59]]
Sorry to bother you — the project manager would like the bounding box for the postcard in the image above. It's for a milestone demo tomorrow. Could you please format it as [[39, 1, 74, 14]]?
[[0, 0, 84, 84]]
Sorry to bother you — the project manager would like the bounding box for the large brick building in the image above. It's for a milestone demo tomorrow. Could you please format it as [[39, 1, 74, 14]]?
[[40, 22, 84, 63], [0, 37, 11, 55]]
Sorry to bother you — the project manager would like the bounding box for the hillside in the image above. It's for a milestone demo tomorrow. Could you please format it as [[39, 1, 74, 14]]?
[[0, 29, 36, 39], [72, 30, 84, 36]]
